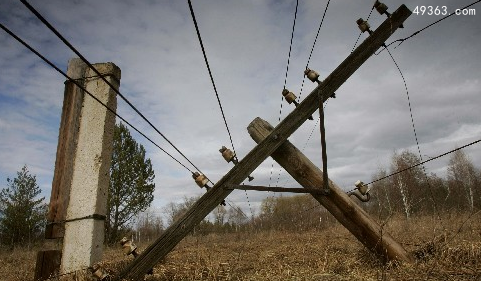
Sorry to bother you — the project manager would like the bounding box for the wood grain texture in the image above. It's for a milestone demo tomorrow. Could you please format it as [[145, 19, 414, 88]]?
[[45, 59, 86, 239], [225, 184, 326, 195], [34, 250, 62, 281], [117, 5, 411, 280], [248, 117, 414, 263]]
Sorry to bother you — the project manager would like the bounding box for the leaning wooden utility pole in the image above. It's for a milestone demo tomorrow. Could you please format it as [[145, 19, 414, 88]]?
[[248, 117, 413, 262], [116, 5, 411, 280]]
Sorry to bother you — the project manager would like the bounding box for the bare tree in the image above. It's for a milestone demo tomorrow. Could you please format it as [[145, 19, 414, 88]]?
[[447, 149, 479, 211], [213, 205, 227, 226], [370, 168, 393, 219], [164, 196, 200, 226], [227, 205, 247, 231], [390, 150, 425, 219], [134, 208, 164, 244]]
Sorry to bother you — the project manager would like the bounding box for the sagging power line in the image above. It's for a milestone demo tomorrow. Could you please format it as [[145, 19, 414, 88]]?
[[350, 7, 374, 54], [271, 0, 332, 190], [365, 138, 481, 187], [19, 0, 209, 180], [187, 0, 238, 160], [0, 22, 195, 175], [377, 0, 481, 54], [187, 0, 255, 214], [297, 0, 332, 102], [384, 46, 441, 215], [269, 0, 301, 190]]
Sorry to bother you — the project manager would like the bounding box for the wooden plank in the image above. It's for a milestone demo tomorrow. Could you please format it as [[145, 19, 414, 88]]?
[[248, 117, 414, 263], [45, 59, 86, 239], [116, 5, 411, 280], [225, 184, 325, 194], [34, 250, 62, 281]]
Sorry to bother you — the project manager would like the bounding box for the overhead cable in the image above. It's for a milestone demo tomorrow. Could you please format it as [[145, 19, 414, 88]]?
[[377, 0, 481, 54], [20, 0, 206, 177], [0, 22, 195, 175], [187, 0, 238, 159]]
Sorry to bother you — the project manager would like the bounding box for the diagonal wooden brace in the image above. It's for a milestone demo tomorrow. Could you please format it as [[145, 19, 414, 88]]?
[[248, 117, 413, 263], [116, 5, 411, 280]]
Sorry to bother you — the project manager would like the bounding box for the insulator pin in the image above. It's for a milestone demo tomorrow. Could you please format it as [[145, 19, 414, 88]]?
[[92, 264, 109, 280], [119, 237, 154, 274], [282, 89, 298, 105], [192, 172, 225, 205], [219, 146, 237, 164], [192, 172, 209, 189], [349, 180, 371, 202], [304, 68, 320, 83], [373, 0, 403, 28], [355, 180, 370, 195], [282, 89, 313, 120], [356, 18, 372, 34], [303, 69, 336, 101], [373, 0, 389, 15], [120, 237, 138, 257], [219, 146, 254, 181]]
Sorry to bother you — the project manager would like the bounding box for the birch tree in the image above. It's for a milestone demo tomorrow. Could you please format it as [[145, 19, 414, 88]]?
[[447, 149, 479, 211]]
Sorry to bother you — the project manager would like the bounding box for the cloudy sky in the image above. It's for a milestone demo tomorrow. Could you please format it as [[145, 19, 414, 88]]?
[[0, 0, 480, 221]]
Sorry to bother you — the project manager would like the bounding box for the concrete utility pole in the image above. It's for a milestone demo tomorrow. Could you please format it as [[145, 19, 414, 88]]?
[[248, 117, 413, 262], [60, 59, 120, 274], [116, 5, 411, 280], [35, 58, 121, 279]]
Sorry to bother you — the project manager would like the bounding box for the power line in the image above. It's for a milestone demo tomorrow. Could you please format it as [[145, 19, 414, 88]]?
[[277, 0, 300, 124], [282, 0, 299, 91], [187, 0, 237, 159], [271, 0, 331, 191], [268, 0, 299, 196], [225, 199, 249, 220], [243, 190, 253, 218], [285, 0, 332, 189], [281, 101, 331, 188], [186, 0, 254, 213], [386, 46, 441, 216], [0, 22, 195, 175], [19, 0, 206, 178], [297, 0, 331, 102], [366, 138, 481, 187], [350, 7, 374, 54], [377, 0, 481, 54], [301, 101, 330, 151], [386, 48, 424, 169]]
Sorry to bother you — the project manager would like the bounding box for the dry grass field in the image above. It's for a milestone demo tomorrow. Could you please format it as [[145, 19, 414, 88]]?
[[2, 213, 480, 281]]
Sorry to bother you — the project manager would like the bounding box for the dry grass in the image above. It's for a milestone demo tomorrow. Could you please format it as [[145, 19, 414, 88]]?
[[2, 213, 481, 281]]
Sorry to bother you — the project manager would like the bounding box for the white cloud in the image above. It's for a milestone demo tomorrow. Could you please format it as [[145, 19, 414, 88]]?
[[0, 0, 480, 218]]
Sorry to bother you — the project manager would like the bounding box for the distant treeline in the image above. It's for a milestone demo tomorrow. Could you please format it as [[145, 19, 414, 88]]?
[[131, 148, 480, 241], [2, 148, 478, 247]]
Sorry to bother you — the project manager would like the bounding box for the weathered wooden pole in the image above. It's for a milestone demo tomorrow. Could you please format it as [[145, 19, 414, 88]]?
[[248, 117, 414, 263], [225, 184, 325, 195], [60, 60, 120, 273], [34, 58, 87, 281], [116, 5, 411, 279]]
